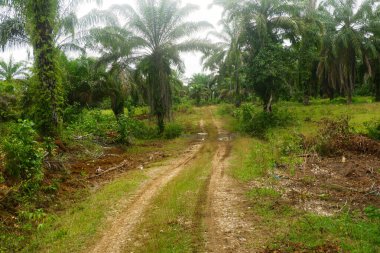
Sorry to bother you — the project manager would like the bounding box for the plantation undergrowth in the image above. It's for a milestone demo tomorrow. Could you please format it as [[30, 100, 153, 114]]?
[[223, 101, 380, 252]]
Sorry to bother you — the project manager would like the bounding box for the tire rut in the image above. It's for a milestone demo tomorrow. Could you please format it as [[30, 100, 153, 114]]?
[[205, 113, 254, 253]]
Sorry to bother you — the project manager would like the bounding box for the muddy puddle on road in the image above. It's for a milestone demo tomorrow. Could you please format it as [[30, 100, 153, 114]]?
[[217, 133, 234, 142]]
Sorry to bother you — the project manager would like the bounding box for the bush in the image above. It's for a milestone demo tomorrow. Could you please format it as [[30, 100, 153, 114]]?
[[365, 120, 380, 141], [217, 103, 235, 116], [163, 123, 183, 139], [235, 104, 294, 138], [315, 117, 351, 155], [2, 120, 44, 182], [116, 115, 157, 143], [64, 109, 117, 141], [64, 109, 158, 143], [62, 103, 82, 123]]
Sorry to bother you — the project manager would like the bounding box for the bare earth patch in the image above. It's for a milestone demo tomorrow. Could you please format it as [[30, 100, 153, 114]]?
[[250, 152, 380, 217]]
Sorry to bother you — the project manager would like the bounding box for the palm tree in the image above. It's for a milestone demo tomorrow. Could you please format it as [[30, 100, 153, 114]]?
[[294, 0, 323, 105], [238, 0, 298, 112], [112, 0, 212, 133], [203, 20, 243, 107], [0, 56, 29, 81], [86, 26, 142, 118], [320, 0, 376, 104], [0, 0, 103, 136], [365, 3, 380, 101], [189, 73, 213, 105]]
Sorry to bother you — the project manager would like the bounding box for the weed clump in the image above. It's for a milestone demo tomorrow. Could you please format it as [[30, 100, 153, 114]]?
[[365, 120, 380, 141], [2, 120, 44, 183], [235, 104, 295, 138], [163, 123, 183, 139], [315, 117, 351, 156], [314, 117, 380, 156]]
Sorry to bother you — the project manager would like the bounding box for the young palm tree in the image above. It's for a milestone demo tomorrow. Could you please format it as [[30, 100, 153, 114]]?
[[86, 26, 142, 118], [0, 56, 29, 81], [112, 0, 212, 133]]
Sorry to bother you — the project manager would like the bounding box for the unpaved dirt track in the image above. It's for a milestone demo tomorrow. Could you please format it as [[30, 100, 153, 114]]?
[[88, 136, 204, 253], [205, 113, 255, 253]]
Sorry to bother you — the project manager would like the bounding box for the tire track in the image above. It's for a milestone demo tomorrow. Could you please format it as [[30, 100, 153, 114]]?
[[205, 112, 254, 253]]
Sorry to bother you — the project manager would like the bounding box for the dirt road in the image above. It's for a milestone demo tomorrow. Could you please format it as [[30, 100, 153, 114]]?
[[87, 110, 254, 253]]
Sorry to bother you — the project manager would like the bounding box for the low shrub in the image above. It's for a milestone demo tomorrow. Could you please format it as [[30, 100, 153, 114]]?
[[235, 104, 294, 138], [116, 115, 158, 143], [217, 103, 235, 116], [64, 109, 158, 143], [173, 101, 194, 114], [163, 123, 183, 139], [62, 103, 82, 123], [314, 117, 351, 155], [365, 120, 380, 141], [64, 109, 117, 141], [2, 120, 44, 183]]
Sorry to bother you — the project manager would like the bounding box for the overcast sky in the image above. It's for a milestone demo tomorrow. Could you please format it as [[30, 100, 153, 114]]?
[[0, 0, 223, 79]]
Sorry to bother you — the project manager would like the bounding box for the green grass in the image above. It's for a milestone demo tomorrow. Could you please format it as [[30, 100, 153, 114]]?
[[229, 138, 274, 181], [271, 213, 380, 252], [22, 171, 147, 253], [277, 101, 380, 136]]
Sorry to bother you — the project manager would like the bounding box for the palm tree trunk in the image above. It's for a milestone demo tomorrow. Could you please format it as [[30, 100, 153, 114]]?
[[28, 0, 61, 136], [375, 72, 380, 102], [347, 51, 356, 104], [234, 69, 241, 107]]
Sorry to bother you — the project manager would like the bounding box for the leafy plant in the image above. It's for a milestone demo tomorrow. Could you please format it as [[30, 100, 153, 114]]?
[[315, 117, 351, 155], [163, 123, 183, 139], [365, 120, 380, 141], [235, 104, 294, 138], [2, 120, 44, 182]]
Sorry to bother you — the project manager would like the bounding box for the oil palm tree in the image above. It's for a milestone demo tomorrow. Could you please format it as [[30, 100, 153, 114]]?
[[112, 0, 212, 133], [240, 0, 298, 111], [0, 0, 103, 136], [365, 3, 380, 101], [294, 0, 323, 105], [203, 19, 243, 107], [0, 56, 29, 81], [86, 26, 142, 118], [321, 0, 376, 104]]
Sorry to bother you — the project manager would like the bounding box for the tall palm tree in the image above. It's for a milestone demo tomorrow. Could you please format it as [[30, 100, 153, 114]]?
[[0, 56, 29, 81], [365, 3, 380, 101], [321, 0, 376, 104], [0, 0, 103, 136], [203, 20, 243, 107], [294, 0, 323, 105], [239, 0, 298, 112], [112, 0, 212, 133]]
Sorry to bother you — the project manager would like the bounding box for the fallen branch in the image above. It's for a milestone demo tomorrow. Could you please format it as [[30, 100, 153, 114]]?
[[88, 159, 130, 179]]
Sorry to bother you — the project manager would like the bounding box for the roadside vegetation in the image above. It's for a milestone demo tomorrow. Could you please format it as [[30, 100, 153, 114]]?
[[0, 0, 380, 252], [223, 100, 380, 252]]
